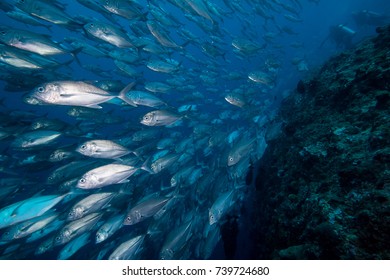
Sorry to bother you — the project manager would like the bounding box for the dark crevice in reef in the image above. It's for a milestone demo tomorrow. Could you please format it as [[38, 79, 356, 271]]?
[[251, 25, 390, 259]]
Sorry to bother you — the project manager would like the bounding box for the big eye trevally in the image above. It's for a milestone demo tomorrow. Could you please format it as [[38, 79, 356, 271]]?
[[76, 163, 139, 189], [76, 139, 131, 159], [28, 80, 135, 109], [83, 21, 135, 48], [140, 110, 182, 126], [0, 26, 79, 56], [0, 194, 65, 230]]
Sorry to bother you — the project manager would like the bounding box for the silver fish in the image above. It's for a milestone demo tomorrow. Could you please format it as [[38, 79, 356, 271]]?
[[76, 140, 131, 159], [83, 21, 134, 48], [100, 0, 145, 20], [232, 38, 264, 56], [248, 71, 275, 87], [47, 160, 99, 185], [67, 192, 115, 221], [122, 90, 166, 108], [184, 0, 214, 23], [225, 93, 246, 108], [108, 235, 145, 260], [146, 59, 181, 73], [15, 0, 82, 29], [26, 219, 64, 243], [11, 130, 61, 149], [58, 232, 91, 260], [140, 110, 182, 126], [144, 82, 171, 93], [0, 194, 65, 230], [35, 236, 55, 256], [30, 80, 131, 109], [76, 164, 138, 189], [1, 212, 58, 241], [227, 137, 256, 166], [6, 9, 52, 30], [49, 149, 75, 162], [0, 26, 74, 56], [0, 44, 61, 70], [209, 190, 235, 225], [159, 220, 193, 260], [147, 20, 182, 49], [123, 197, 171, 226], [150, 153, 181, 174], [96, 213, 124, 244], [53, 212, 102, 246]]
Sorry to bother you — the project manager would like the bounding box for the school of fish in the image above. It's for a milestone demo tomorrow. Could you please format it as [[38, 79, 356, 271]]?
[[0, 0, 314, 259]]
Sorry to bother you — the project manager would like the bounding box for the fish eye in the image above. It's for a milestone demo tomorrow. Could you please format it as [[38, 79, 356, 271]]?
[[79, 178, 86, 184], [80, 145, 86, 150], [229, 157, 233, 161], [126, 216, 131, 222], [90, 23, 94, 27], [55, 236, 61, 241], [0, 31, 5, 35], [37, 86, 44, 93]]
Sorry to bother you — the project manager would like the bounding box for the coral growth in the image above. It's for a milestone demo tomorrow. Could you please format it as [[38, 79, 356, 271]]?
[[252, 25, 390, 259]]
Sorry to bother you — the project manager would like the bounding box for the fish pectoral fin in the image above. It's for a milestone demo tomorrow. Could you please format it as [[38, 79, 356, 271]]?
[[59, 93, 78, 98], [11, 203, 24, 217]]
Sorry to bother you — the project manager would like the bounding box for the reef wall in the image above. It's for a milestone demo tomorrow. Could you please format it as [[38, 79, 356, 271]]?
[[252, 25, 390, 259]]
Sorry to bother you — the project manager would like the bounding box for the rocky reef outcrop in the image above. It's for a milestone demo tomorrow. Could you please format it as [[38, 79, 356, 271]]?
[[252, 25, 390, 259]]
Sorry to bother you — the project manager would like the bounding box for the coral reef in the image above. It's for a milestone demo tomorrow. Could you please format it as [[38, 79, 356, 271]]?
[[252, 25, 390, 259]]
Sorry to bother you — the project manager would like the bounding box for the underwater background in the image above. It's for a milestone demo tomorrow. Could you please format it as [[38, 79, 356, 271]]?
[[0, 0, 389, 260]]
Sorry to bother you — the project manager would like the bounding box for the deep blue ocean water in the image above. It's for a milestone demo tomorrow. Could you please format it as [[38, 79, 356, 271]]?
[[0, 0, 389, 260]]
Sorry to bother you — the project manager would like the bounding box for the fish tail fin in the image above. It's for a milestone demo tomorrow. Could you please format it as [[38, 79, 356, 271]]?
[[181, 40, 191, 48], [59, 57, 75, 68], [140, 156, 154, 174], [67, 20, 85, 31], [118, 82, 136, 106], [70, 47, 83, 66]]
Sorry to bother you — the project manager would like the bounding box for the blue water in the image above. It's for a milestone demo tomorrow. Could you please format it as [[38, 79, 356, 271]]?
[[0, 0, 388, 260]]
